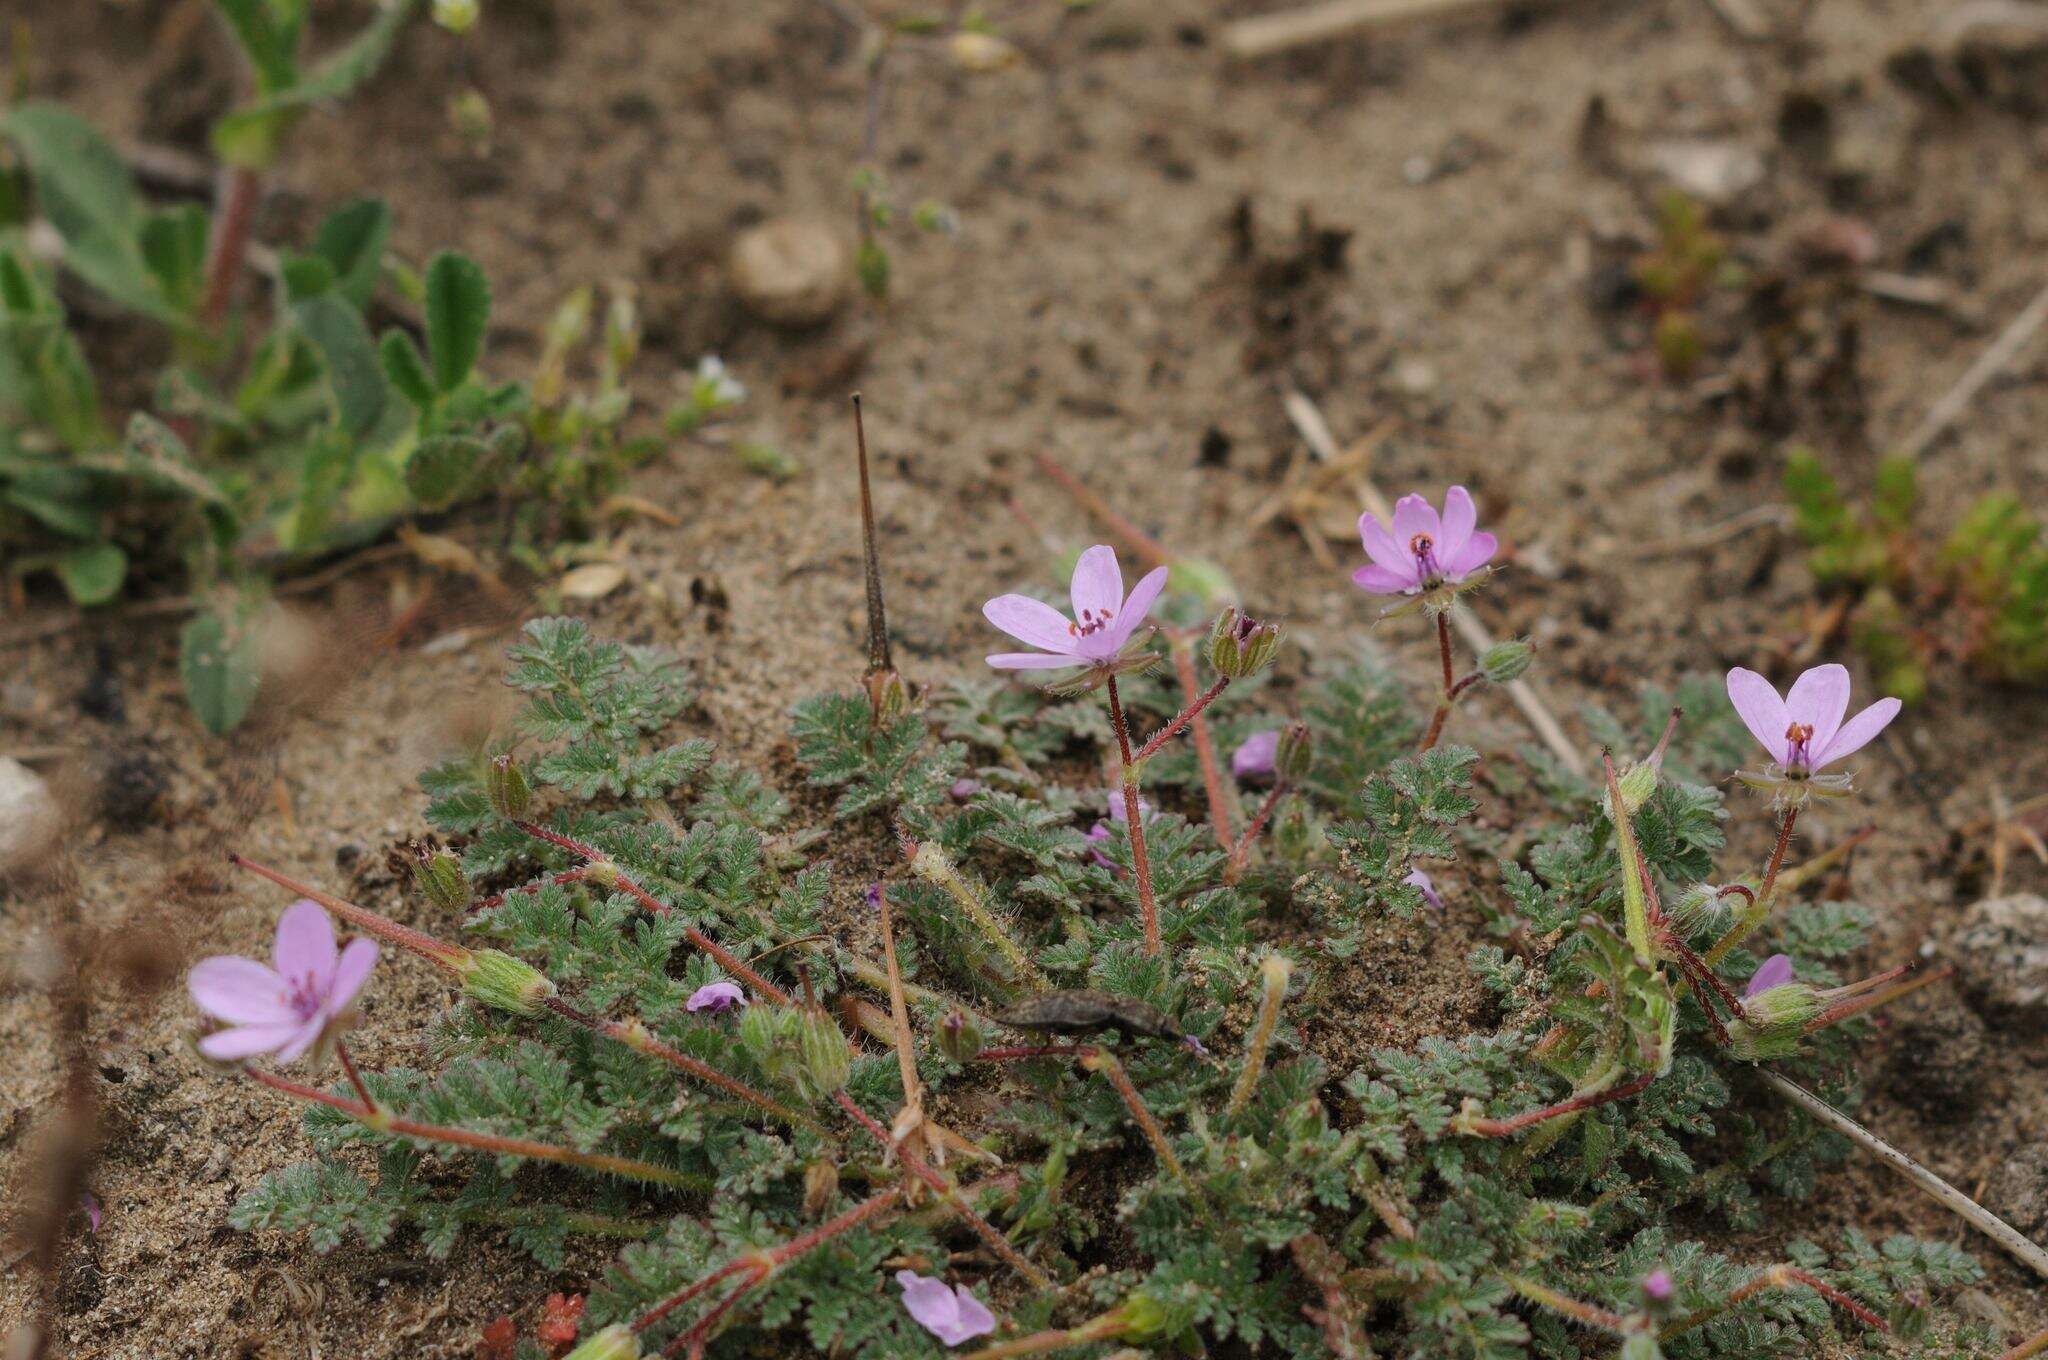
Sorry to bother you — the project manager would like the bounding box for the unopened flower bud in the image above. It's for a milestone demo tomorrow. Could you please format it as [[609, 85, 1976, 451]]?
[[1642, 1269, 1674, 1303], [937, 1009, 988, 1063], [459, 948, 557, 1017], [1207, 606, 1282, 680], [948, 30, 1023, 72], [486, 754, 530, 819], [1479, 638, 1534, 684], [864, 668, 910, 725], [412, 846, 469, 913], [1613, 760, 1660, 816], [561, 1324, 641, 1360], [795, 1009, 852, 1098], [1275, 723, 1315, 783], [1113, 1293, 1173, 1343], [1663, 882, 1735, 940]]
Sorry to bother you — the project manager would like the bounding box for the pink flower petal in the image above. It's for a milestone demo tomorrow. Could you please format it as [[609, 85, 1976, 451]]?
[[1816, 696, 1901, 768], [1745, 953, 1796, 998], [1783, 664, 1850, 760], [983, 594, 1079, 654], [1106, 565, 1169, 651], [898, 1272, 962, 1338], [946, 1288, 997, 1343], [271, 1013, 329, 1065], [1444, 531, 1497, 579], [1390, 493, 1440, 547], [327, 938, 380, 1013], [1232, 731, 1279, 780], [986, 652, 1081, 670], [1724, 668, 1790, 764], [197, 1022, 302, 1061], [189, 956, 295, 1025], [1068, 545, 1124, 627], [1357, 513, 1413, 579], [272, 900, 339, 992], [1439, 486, 1477, 559], [1351, 563, 1416, 595]]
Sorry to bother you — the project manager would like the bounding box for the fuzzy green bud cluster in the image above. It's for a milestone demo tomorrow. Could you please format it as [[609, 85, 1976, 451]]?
[[741, 1005, 852, 1101], [560, 1324, 640, 1360], [1207, 606, 1282, 680], [411, 846, 469, 913], [458, 949, 558, 1017], [1479, 637, 1535, 684], [486, 754, 531, 818]]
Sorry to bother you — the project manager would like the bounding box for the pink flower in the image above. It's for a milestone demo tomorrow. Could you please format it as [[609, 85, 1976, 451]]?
[[983, 545, 1169, 671], [896, 1271, 996, 1346], [1352, 487, 1497, 596], [686, 981, 747, 1013], [1403, 868, 1444, 913], [1744, 953, 1796, 999], [1643, 1269, 1675, 1302], [1725, 664, 1901, 773], [1232, 731, 1280, 781], [188, 899, 379, 1063]]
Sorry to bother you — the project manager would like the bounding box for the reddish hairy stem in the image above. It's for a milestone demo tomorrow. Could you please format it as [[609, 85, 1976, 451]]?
[[334, 1040, 377, 1111], [1417, 613, 1458, 754], [2001, 1325, 2048, 1360], [541, 997, 817, 1129], [1105, 677, 1162, 958], [1460, 1071, 1657, 1137], [200, 166, 261, 329], [1171, 643, 1235, 849], [229, 854, 470, 968], [512, 822, 794, 1005], [1225, 783, 1291, 882], [244, 1068, 696, 1187], [1083, 1049, 1187, 1184], [1662, 1264, 1885, 1338], [832, 1092, 1052, 1288], [634, 1185, 906, 1336], [1758, 805, 1799, 905], [1133, 675, 1231, 765]]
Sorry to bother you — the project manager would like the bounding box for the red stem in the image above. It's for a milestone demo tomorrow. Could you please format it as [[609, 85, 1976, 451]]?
[[334, 1040, 377, 1111], [244, 1067, 693, 1186], [1758, 806, 1799, 904], [1105, 678, 1162, 958], [1171, 643, 1235, 849], [513, 823, 794, 1005], [1418, 613, 1458, 753], [831, 1091, 1051, 1288], [229, 855, 471, 969], [1460, 1071, 1657, 1137], [1225, 783, 1291, 881], [634, 1185, 905, 1336], [200, 167, 261, 329], [1133, 676, 1231, 765]]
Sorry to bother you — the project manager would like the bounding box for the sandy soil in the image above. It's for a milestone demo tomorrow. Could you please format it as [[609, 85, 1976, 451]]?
[[4, 0, 2047, 1354]]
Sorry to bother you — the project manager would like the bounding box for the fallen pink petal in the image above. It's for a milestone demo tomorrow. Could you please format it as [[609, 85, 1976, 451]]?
[[896, 1271, 997, 1346], [685, 980, 747, 1013]]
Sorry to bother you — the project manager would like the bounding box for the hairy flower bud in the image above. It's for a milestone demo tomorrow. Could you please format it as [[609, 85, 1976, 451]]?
[[1726, 981, 1822, 1060], [742, 1005, 853, 1101], [1274, 722, 1315, 783], [560, 1324, 641, 1360], [864, 668, 911, 725], [486, 754, 531, 819], [459, 949, 558, 1017], [1479, 638, 1535, 684], [1113, 1293, 1173, 1343], [1207, 606, 1282, 680], [411, 846, 469, 913], [937, 1009, 989, 1063]]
